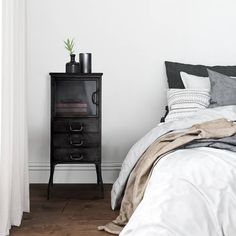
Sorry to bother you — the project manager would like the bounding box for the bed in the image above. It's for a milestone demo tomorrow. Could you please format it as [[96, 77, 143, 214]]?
[[99, 61, 236, 236]]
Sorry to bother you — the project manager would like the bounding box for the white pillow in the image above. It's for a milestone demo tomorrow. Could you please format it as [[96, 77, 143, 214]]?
[[165, 89, 210, 122], [180, 72, 210, 90]]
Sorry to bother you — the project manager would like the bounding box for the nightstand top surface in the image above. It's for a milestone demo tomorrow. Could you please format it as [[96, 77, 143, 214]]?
[[50, 73, 103, 77]]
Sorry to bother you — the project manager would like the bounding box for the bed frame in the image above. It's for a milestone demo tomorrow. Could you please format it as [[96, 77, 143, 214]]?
[[160, 106, 169, 123]]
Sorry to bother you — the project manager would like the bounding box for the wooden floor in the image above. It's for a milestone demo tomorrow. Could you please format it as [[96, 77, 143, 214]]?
[[11, 184, 118, 236]]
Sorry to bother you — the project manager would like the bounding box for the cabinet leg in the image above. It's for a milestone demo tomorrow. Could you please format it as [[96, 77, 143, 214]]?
[[95, 163, 104, 198], [47, 163, 55, 200]]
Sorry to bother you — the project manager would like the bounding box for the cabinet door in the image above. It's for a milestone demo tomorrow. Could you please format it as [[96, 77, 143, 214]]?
[[53, 79, 99, 117]]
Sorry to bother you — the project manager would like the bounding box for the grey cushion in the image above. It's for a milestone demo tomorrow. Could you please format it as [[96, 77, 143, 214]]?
[[207, 69, 236, 107], [165, 61, 236, 88]]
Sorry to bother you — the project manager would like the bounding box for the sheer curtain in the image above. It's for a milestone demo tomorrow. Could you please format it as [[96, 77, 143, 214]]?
[[0, 0, 29, 235]]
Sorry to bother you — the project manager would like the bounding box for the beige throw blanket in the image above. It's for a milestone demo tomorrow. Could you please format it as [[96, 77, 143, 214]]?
[[98, 119, 236, 234]]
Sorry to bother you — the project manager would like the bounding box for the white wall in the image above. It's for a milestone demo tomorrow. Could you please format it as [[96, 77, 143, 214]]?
[[27, 0, 236, 183]]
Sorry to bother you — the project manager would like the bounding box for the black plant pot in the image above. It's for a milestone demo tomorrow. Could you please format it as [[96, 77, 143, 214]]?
[[66, 54, 80, 73]]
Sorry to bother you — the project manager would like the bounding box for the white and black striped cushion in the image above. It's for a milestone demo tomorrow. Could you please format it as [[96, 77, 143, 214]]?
[[165, 89, 210, 122]]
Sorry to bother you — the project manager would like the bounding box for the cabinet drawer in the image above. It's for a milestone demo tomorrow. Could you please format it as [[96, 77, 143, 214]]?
[[53, 133, 100, 148], [53, 119, 99, 133], [53, 148, 100, 163]]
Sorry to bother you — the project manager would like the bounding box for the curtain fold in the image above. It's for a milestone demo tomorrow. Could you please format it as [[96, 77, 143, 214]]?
[[0, 0, 29, 235]]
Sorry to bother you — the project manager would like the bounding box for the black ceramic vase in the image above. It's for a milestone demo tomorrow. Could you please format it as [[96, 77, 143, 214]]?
[[66, 54, 80, 73]]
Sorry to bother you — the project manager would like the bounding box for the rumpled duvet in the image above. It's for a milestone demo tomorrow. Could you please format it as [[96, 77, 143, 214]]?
[[99, 106, 236, 235], [112, 106, 236, 211], [121, 147, 236, 236], [99, 118, 236, 234]]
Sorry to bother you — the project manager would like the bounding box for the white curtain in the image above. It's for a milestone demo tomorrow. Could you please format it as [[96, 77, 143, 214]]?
[[0, 0, 29, 235]]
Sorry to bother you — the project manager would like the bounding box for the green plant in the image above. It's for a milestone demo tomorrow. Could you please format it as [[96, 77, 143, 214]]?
[[64, 38, 75, 55]]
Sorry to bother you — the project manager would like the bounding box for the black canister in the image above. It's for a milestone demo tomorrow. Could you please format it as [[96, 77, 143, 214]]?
[[79, 53, 92, 73], [66, 54, 80, 73]]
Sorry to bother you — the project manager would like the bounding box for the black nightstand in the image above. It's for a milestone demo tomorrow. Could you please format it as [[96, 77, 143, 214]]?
[[48, 73, 103, 199]]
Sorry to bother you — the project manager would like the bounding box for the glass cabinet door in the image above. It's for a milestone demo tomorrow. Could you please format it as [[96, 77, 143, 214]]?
[[54, 80, 98, 117]]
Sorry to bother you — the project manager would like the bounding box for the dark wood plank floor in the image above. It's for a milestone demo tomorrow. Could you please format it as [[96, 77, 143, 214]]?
[[11, 184, 118, 236]]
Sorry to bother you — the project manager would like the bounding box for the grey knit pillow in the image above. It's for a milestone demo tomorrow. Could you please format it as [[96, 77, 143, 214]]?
[[207, 69, 236, 107]]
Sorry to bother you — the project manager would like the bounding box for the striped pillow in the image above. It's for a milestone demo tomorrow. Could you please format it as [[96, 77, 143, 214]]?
[[165, 89, 210, 122]]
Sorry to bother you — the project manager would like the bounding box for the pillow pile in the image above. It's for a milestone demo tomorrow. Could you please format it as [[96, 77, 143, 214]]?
[[164, 61, 236, 122]]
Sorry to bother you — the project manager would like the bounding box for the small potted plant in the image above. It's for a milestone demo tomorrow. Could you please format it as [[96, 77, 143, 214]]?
[[64, 38, 80, 73]]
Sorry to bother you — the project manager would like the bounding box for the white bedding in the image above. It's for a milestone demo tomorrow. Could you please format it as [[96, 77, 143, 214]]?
[[111, 105, 236, 210], [120, 147, 236, 236], [111, 105, 236, 236]]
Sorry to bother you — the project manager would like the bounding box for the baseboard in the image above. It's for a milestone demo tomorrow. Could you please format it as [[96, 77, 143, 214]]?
[[29, 162, 122, 184]]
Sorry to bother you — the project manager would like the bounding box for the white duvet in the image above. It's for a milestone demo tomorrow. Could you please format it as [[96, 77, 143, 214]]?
[[111, 105, 236, 236], [120, 147, 236, 236]]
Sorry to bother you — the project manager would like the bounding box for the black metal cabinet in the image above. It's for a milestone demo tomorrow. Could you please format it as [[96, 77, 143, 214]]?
[[48, 73, 103, 199]]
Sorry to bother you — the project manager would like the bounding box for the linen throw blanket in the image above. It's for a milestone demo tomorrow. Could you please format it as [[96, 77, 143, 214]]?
[[98, 119, 236, 235]]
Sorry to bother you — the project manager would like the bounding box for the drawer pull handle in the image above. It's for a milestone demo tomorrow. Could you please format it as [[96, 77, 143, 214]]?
[[69, 154, 84, 161], [69, 124, 84, 132], [70, 140, 84, 147]]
